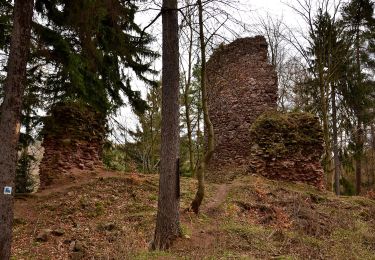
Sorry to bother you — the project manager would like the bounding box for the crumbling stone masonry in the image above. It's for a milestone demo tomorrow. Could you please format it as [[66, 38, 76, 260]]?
[[39, 102, 106, 188], [248, 112, 325, 189], [206, 36, 278, 181]]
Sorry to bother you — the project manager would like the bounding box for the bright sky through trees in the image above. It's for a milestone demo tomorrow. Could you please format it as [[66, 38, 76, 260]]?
[[114, 0, 349, 142]]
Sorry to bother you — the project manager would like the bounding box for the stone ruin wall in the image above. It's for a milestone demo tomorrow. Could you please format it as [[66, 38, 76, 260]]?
[[206, 36, 278, 181], [39, 103, 106, 189], [248, 112, 325, 189]]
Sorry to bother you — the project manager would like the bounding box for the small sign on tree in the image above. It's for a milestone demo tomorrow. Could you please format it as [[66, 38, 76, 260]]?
[[4, 186, 12, 195]]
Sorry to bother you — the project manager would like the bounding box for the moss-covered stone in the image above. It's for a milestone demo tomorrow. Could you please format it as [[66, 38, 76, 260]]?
[[250, 111, 323, 157], [248, 111, 325, 189]]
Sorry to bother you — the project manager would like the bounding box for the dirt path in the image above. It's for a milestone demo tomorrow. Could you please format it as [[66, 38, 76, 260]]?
[[201, 177, 244, 214], [202, 183, 230, 215], [173, 182, 233, 255]]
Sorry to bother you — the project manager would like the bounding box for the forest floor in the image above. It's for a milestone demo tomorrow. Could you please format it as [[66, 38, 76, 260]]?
[[11, 169, 375, 259]]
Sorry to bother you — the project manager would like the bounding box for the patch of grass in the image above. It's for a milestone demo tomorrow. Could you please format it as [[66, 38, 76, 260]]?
[[222, 221, 277, 253], [328, 221, 375, 260], [39, 203, 58, 211], [79, 197, 90, 209], [13, 217, 27, 226], [131, 250, 174, 260], [349, 196, 375, 207], [87, 201, 105, 218], [286, 231, 323, 248], [148, 194, 158, 201], [197, 213, 210, 223], [272, 256, 295, 260], [128, 202, 155, 212], [125, 211, 155, 219], [180, 223, 192, 238], [308, 192, 328, 203], [95, 201, 105, 215]]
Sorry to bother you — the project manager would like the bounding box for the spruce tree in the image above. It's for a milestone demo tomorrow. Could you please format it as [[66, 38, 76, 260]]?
[[1, 0, 158, 115], [33, 0, 158, 114], [341, 0, 375, 194]]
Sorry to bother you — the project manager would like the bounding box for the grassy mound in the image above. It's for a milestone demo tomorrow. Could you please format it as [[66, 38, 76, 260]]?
[[12, 171, 375, 259]]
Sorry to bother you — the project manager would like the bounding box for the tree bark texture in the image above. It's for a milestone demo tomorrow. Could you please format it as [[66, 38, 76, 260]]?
[[354, 26, 363, 196], [331, 84, 340, 195], [190, 0, 215, 214], [184, 22, 195, 176], [356, 122, 363, 195], [152, 0, 180, 250], [319, 67, 331, 190], [0, 0, 34, 258]]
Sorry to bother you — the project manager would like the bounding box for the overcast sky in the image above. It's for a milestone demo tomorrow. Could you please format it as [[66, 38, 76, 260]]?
[[244, 0, 292, 16]]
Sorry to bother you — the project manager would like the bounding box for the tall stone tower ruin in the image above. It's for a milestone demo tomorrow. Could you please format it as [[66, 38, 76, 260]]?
[[206, 36, 278, 181]]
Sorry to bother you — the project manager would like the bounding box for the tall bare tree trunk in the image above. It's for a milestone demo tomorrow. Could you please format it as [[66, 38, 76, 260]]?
[[190, 0, 215, 214], [184, 17, 195, 175], [371, 125, 375, 187], [332, 84, 340, 195], [0, 0, 34, 258], [318, 63, 331, 190], [355, 27, 363, 195], [152, 0, 180, 250], [356, 122, 363, 195], [196, 94, 202, 165]]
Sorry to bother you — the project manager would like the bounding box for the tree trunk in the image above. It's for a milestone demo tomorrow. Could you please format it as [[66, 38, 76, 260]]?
[[196, 94, 202, 166], [371, 125, 375, 187], [152, 0, 180, 250], [0, 0, 34, 258], [184, 17, 194, 175], [331, 84, 340, 195], [190, 0, 215, 214], [355, 24, 363, 196], [356, 122, 363, 195], [318, 64, 331, 190]]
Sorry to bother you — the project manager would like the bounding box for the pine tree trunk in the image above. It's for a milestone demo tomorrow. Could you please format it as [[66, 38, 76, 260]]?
[[184, 20, 194, 175], [190, 0, 215, 214], [196, 99, 202, 165], [0, 0, 34, 258], [355, 25, 363, 195], [318, 64, 331, 190], [371, 125, 375, 187], [332, 84, 340, 195], [356, 122, 363, 195], [152, 0, 180, 250]]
